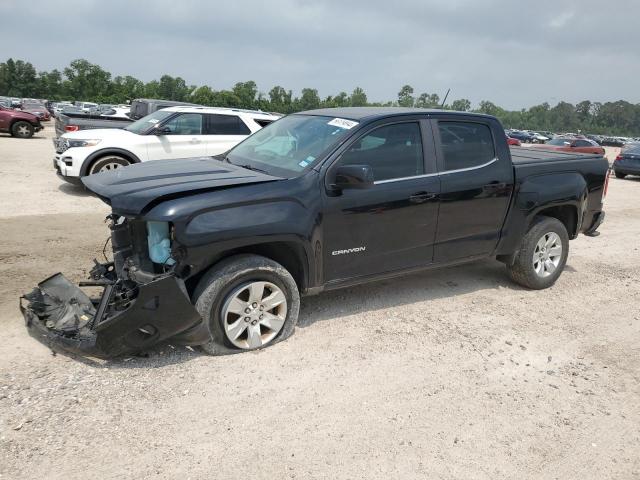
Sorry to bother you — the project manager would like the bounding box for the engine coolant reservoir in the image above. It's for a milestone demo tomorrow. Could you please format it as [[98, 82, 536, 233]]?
[[147, 221, 175, 265]]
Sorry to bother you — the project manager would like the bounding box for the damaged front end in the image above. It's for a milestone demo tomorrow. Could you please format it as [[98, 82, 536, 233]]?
[[20, 215, 204, 359]]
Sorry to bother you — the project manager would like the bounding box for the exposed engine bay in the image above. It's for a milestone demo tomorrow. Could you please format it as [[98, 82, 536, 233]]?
[[20, 215, 204, 358]]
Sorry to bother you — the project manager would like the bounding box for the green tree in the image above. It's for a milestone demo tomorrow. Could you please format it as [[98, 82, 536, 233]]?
[[350, 87, 367, 107], [233, 81, 258, 109], [397, 84, 414, 107], [63, 59, 111, 101], [415, 92, 440, 108], [299, 88, 320, 110], [450, 98, 471, 112]]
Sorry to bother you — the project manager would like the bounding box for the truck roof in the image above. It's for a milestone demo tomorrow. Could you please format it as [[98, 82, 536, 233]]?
[[296, 107, 494, 121]]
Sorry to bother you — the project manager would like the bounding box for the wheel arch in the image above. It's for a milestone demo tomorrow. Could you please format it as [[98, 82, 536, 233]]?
[[80, 148, 141, 176], [185, 240, 310, 297]]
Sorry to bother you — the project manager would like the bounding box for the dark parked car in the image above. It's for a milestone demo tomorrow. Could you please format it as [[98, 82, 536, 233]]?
[[0, 105, 43, 138], [613, 143, 640, 178], [507, 130, 535, 143], [21, 107, 608, 358]]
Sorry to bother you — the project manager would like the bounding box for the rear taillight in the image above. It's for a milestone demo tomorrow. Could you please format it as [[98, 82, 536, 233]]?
[[65, 125, 79, 132], [614, 154, 623, 161]]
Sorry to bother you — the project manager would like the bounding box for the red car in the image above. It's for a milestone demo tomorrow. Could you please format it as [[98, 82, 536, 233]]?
[[0, 105, 43, 138], [21, 104, 51, 121], [506, 133, 521, 146], [531, 137, 605, 155]]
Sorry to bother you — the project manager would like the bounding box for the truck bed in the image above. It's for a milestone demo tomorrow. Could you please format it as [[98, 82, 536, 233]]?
[[55, 113, 132, 137]]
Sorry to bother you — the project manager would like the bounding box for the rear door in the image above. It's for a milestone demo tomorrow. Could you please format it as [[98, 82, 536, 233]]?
[[203, 114, 252, 155], [432, 116, 514, 262], [322, 118, 440, 282], [146, 113, 208, 160]]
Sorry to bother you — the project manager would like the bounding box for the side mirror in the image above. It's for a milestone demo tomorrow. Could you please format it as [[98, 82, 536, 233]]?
[[154, 125, 172, 135], [333, 165, 374, 190]]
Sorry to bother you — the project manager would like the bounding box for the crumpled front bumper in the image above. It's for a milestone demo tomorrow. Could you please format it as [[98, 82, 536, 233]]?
[[20, 272, 204, 359]]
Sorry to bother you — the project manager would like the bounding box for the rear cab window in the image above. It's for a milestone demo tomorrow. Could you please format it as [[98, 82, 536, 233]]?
[[437, 121, 496, 171]]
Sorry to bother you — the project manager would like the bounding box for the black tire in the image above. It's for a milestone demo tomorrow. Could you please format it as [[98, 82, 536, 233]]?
[[88, 155, 131, 175], [614, 171, 626, 179], [11, 121, 34, 139], [194, 254, 300, 355], [506, 216, 569, 290]]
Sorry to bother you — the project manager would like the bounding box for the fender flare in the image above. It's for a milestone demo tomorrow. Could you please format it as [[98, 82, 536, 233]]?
[[80, 148, 141, 176]]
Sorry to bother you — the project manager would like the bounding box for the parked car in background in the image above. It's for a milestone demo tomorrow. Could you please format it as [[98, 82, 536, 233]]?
[[528, 132, 550, 143], [128, 98, 200, 120], [53, 106, 281, 182], [75, 101, 98, 112], [506, 133, 521, 146], [21, 104, 51, 121], [613, 142, 640, 179], [507, 130, 536, 143], [0, 105, 43, 138], [530, 136, 605, 156]]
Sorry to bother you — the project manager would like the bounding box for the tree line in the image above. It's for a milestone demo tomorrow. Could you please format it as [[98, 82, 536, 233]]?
[[1, 57, 638, 136]]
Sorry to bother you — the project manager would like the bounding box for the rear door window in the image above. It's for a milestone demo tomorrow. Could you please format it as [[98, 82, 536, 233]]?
[[204, 114, 251, 135], [438, 121, 495, 171]]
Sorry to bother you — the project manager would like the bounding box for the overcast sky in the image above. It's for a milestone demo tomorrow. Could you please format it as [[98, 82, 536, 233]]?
[[1, 0, 638, 109]]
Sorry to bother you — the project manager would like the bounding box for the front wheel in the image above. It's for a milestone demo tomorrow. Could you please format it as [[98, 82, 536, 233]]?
[[194, 254, 300, 355], [506, 216, 569, 290], [88, 155, 130, 175], [614, 171, 626, 179], [11, 121, 34, 139]]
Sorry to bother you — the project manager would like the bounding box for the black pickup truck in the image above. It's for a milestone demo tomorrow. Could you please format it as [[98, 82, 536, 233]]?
[[21, 108, 608, 358]]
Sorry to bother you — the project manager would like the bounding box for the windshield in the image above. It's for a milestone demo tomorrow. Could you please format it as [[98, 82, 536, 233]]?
[[124, 110, 175, 134], [226, 114, 357, 176], [547, 137, 572, 146]]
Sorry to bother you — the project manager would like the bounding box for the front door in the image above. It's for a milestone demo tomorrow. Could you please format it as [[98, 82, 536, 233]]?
[[146, 113, 208, 160], [322, 120, 440, 283]]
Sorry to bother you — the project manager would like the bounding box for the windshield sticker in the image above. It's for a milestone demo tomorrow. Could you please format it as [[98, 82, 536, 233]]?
[[327, 118, 358, 129], [148, 118, 160, 124], [298, 160, 310, 168], [306, 155, 315, 162]]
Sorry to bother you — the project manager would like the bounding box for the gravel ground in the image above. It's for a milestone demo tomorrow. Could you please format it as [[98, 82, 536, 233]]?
[[0, 126, 639, 479]]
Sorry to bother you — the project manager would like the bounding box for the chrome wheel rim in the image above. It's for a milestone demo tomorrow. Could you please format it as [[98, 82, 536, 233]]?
[[93, 162, 124, 173], [533, 232, 562, 278], [221, 281, 287, 349], [17, 125, 30, 136]]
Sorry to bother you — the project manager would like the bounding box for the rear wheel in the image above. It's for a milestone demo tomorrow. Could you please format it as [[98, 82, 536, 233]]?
[[614, 171, 626, 179], [506, 216, 569, 290], [194, 254, 300, 355], [88, 155, 131, 175], [11, 121, 34, 139]]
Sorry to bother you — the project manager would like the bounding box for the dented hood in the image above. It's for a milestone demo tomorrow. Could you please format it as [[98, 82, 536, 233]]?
[[82, 157, 281, 215]]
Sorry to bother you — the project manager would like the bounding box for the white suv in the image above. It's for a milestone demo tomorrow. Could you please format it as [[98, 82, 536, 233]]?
[[53, 106, 280, 182]]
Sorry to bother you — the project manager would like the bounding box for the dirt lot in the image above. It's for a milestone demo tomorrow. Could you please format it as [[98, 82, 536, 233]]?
[[0, 126, 638, 479]]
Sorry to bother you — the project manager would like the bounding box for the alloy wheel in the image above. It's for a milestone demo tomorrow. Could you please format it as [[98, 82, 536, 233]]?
[[221, 281, 287, 349]]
